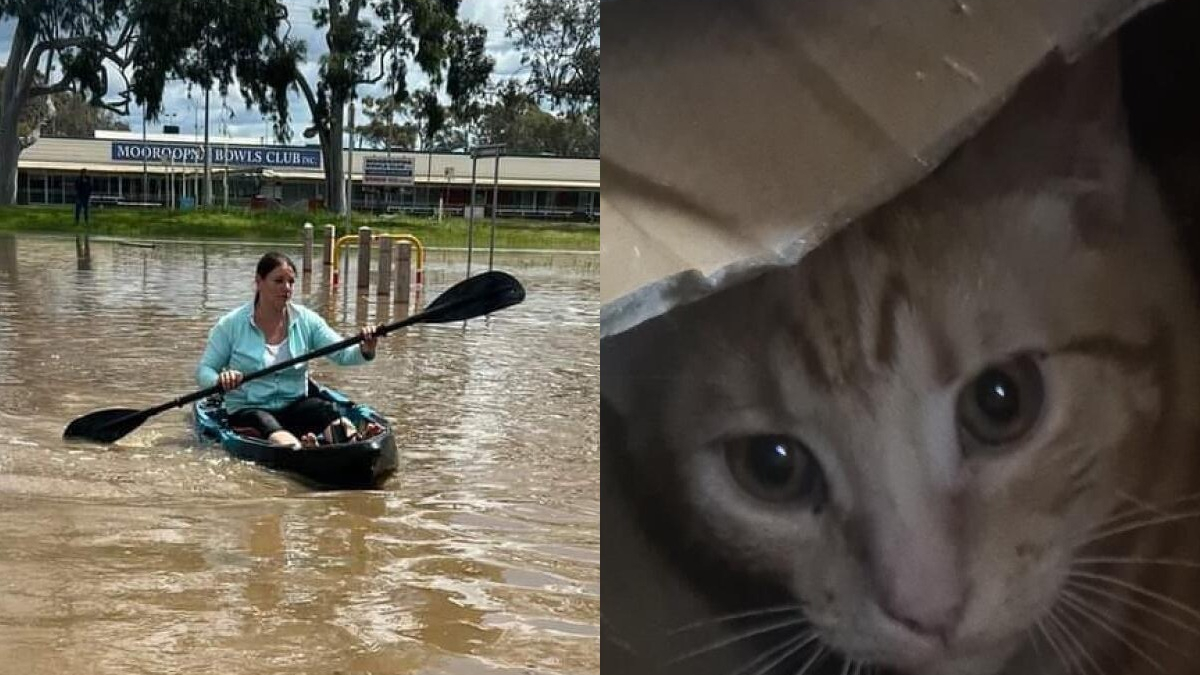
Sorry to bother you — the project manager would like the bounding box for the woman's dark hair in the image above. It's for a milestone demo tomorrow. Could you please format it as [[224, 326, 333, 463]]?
[[254, 251, 297, 304]]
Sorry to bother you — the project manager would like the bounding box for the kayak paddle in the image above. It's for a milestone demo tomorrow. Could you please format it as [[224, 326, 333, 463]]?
[[63, 269, 525, 444]]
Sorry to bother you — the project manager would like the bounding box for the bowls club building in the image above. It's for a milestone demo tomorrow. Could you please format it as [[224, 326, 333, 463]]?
[[15, 130, 600, 221]]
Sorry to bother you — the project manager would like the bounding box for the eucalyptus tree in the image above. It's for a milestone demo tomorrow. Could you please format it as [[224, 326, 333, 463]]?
[[0, 0, 293, 205], [505, 0, 599, 113], [271, 0, 493, 214]]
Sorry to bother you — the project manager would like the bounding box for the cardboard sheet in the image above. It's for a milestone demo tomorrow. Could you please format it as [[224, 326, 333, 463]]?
[[600, 0, 1159, 338]]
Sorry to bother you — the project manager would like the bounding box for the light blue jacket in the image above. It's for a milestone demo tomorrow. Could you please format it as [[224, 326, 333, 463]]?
[[197, 301, 372, 412]]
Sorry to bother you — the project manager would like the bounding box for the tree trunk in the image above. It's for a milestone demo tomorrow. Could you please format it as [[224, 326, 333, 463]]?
[[0, 19, 33, 206], [321, 103, 346, 215], [0, 123, 20, 206]]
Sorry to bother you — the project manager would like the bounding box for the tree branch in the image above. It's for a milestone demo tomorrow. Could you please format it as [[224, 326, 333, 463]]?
[[29, 80, 73, 97], [18, 35, 93, 103], [269, 32, 321, 126], [92, 93, 132, 117], [356, 53, 386, 86]]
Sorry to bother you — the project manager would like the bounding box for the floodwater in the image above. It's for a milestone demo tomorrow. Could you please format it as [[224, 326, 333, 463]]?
[[0, 234, 599, 675]]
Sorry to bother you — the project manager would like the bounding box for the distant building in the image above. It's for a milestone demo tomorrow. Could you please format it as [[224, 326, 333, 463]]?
[[16, 131, 600, 222]]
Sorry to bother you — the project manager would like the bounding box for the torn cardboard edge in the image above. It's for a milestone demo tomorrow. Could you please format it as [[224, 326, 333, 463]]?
[[599, 0, 1160, 340]]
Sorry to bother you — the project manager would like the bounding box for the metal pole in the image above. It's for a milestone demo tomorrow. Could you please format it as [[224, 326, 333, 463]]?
[[222, 140, 229, 210], [141, 104, 147, 200], [466, 156, 478, 279], [340, 102, 355, 304], [203, 87, 212, 207], [488, 153, 500, 271], [345, 101, 355, 232]]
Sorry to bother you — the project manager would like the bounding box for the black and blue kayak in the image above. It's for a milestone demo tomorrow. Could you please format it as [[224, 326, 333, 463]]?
[[193, 382, 399, 490]]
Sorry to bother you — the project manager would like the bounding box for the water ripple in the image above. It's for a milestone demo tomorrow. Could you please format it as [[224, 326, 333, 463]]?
[[0, 234, 598, 675]]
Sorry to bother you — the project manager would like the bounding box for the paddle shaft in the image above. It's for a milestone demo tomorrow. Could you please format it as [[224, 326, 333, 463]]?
[[147, 308, 432, 417], [63, 270, 524, 443]]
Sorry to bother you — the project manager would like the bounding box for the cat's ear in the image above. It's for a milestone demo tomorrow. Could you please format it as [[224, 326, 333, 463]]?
[[958, 41, 1135, 240], [1046, 42, 1136, 240]]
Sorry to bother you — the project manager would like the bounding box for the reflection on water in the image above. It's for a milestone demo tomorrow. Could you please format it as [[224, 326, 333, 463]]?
[[0, 234, 599, 674]]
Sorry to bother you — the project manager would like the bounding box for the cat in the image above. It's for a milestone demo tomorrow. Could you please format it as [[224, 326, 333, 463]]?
[[601, 40, 1200, 675]]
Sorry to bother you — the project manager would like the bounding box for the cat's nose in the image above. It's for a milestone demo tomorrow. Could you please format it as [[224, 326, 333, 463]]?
[[880, 589, 964, 642], [868, 506, 966, 642]]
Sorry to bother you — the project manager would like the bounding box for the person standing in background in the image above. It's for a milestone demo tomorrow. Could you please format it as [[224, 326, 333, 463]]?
[[73, 169, 92, 225]]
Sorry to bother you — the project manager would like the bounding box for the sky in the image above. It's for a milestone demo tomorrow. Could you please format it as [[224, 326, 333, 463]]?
[[0, 0, 526, 144]]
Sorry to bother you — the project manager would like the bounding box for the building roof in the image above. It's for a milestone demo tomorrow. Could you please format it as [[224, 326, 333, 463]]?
[[20, 136, 600, 190]]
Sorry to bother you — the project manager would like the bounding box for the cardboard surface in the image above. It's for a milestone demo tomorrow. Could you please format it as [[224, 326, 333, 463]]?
[[600, 0, 1158, 338]]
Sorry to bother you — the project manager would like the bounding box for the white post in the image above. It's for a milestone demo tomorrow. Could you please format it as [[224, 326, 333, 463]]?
[[395, 242, 411, 305], [356, 225, 371, 291], [302, 223, 314, 273], [377, 237, 393, 297]]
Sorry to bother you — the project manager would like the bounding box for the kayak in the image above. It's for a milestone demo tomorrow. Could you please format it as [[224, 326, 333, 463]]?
[[193, 382, 399, 489]]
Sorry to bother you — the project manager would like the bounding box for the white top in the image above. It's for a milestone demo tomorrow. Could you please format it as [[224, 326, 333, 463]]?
[[263, 339, 292, 368]]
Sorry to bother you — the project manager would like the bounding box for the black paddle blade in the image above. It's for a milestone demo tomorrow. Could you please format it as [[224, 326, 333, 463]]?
[[63, 408, 151, 443], [420, 270, 526, 324]]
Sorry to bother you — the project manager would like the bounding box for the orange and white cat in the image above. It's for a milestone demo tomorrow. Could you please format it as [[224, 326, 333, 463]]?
[[603, 41, 1200, 675]]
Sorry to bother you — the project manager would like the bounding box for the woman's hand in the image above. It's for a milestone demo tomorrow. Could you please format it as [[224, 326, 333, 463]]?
[[217, 369, 244, 391], [360, 325, 379, 358]]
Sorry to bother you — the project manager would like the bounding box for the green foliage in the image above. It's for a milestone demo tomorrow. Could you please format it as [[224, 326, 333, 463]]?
[[411, 88, 446, 147], [0, 0, 290, 121], [446, 21, 491, 123], [0, 1, 295, 204], [505, 0, 599, 113], [425, 0, 602, 157], [356, 96, 418, 149], [476, 80, 597, 157], [127, 0, 295, 129], [296, 0, 494, 140]]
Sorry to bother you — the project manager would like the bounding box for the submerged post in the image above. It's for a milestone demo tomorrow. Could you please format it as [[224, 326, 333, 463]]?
[[395, 242, 412, 305], [356, 226, 371, 291], [377, 237, 393, 297], [302, 222, 314, 273], [322, 224, 336, 270]]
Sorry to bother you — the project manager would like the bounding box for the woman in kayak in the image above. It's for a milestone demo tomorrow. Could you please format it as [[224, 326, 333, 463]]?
[[197, 251, 382, 448]]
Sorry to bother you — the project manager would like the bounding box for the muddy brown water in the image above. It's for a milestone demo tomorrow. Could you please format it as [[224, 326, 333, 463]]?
[[0, 234, 598, 675]]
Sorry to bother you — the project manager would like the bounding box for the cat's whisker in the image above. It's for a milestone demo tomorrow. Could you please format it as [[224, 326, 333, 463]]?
[[838, 657, 851, 675], [1068, 570, 1200, 630], [1114, 489, 1200, 515], [792, 646, 828, 675], [1055, 598, 1112, 675], [1074, 508, 1200, 550], [1086, 490, 1200, 539], [731, 632, 818, 675], [1026, 625, 1052, 675], [667, 603, 807, 635], [1065, 578, 1200, 637], [1045, 605, 1100, 675], [666, 616, 810, 665], [720, 629, 816, 675], [1073, 555, 1200, 570], [1036, 616, 1078, 675], [1057, 588, 1170, 672], [1110, 490, 1199, 520], [1109, 493, 1200, 533]]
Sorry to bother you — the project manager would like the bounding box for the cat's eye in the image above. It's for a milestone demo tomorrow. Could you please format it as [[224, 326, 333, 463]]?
[[725, 435, 827, 509], [957, 354, 1044, 449]]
